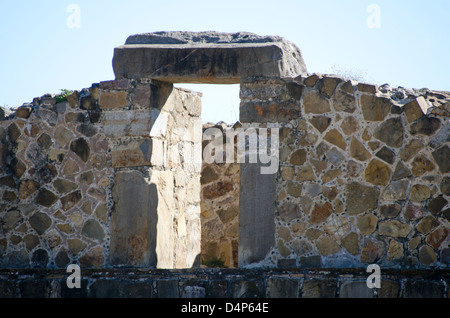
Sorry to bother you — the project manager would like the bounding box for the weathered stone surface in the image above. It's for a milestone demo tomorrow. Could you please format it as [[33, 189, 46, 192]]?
[[375, 146, 395, 164], [404, 204, 425, 221], [203, 181, 233, 199], [79, 246, 104, 268], [400, 139, 424, 161], [441, 177, 450, 196], [31, 249, 48, 268], [380, 204, 401, 219], [387, 240, 404, 260], [324, 129, 346, 150], [392, 161, 412, 180], [411, 155, 435, 176], [68, 239, 87, 255], [304, 74, 320, 87], [418, 245, 437, 266], [18, 180, 40, 199], [296, 165, 316, 181], [53, 178, 78, 194], [114, 32, 307, 83], [309, 116, 331, 133], [404, 97, 430, 123], [200, 166, 218, 184], [1, 210, 22, 233], [302, 279, 337, 298], [16, 106, 32, 118], [317, 76, 342, 98], [360, 239, 384, 263], [99, 91, 127, 109], [60, 191, 82, 211], [70, 138, 90, 163], [410, 184, 431, 202], [383, 180, 409, 201], [332, 87, 356, 113], [316, 236, 340, 256], [341, 232, 359, 255], [404, 280, 443, 298], [29, 212, 52, 235], [279, 202, 301, 222], [103, 110, 152, 137], [310, 202, 333, 224], [416, 215, 439, 235], [379, 220, 411, 238], [373, 117, 404, 148], [346, 182, 379, 215], [365, 159, 391, 186], [350, 137, 371, 161], [428, 196, 448, 215], [289, 149, 307, 165], [111, 138, 156, 168], [358, 83, 377, 94], [357, 214, 378, 235], [303, 90, 331, 114], [432, 145, 450, 173], [266, 278, 299, 298], [81, 219, 105, 242], [340, 116, 359, 135], [410, 117, 441, 136], [239, 162, 276, 267], [340, 281, 373, 298], [361, 95, 391, 121], [24, 234, 39, 251], [426, 227, 450, 250], [292, 238, 313, 256], [35, 189, 58, 208]]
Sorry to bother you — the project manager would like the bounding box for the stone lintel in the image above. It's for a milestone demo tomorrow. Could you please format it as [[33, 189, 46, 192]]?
[[112, 32, 307, 83]]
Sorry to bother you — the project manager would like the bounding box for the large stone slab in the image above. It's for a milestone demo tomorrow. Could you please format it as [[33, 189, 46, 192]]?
[[239, 162, 277, 267], [113, 31, 307, 83]]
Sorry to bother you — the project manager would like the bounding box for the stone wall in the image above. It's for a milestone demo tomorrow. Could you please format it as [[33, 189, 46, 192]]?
[[0, 79, 202, 269], [0, 268, 448, 298], [239, 75, 450, 269], [200, 122, 240, 268]]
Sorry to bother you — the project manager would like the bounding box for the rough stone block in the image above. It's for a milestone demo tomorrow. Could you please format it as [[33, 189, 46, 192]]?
[[99, 91, 127, 109], [403, 280, 444, 298], [111, 138, 158, 168], [113, 31, 307, 83], [103, 110, 151, 137], [339, 281, 374, 298], [266, 278, 299, 298], [158, 279, 179, 298], [230, 280, 264, 298], [302, 279, 337, 298]]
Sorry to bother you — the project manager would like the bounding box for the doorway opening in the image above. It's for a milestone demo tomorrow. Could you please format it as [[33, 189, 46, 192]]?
[[175, 83, 241, 268]]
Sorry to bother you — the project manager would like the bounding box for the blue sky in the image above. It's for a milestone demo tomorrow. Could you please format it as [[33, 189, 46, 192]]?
[[1, 0, 449, 124]]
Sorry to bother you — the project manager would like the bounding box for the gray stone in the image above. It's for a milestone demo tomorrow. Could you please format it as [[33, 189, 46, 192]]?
[[158, 280, 179, 298], [114, 31, 307, 83], [376, 146, 395, 164], [339, 281, 374, 298], [373, 117, 404, 148], [403, 280, 443, 298], [53, 178, 78, 194], [302, 280, 337, 298], [266, 278, 299, 298], [346, 182, 379, 215], [432, 145, 450, 173], [31, 249, 48, 268], [29, 212, 52, 235], [410, 117, 441, 136], [110, 170, 158, 267], [70, 138, 90, 162], [239, 162, 276, 267], [81, 219, 105, 242], [441, 177, 450, 196], [380, 204, 402, 219], [60, 191, 82, 211], [1, 210, 22, 233]]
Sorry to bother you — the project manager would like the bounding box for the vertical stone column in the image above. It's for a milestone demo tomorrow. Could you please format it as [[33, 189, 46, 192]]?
[[238, 78, 304, 267]]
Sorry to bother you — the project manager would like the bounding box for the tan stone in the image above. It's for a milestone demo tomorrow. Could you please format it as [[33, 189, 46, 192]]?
[[55, 126, 74, 147], [296, 165, 316, 181], [341, 232, 359, 255], [289, 149, 307, 165], [79, 246, 105, 268], [340, 116, 359, 135], [411, 155, 435, 176], [278, 226, 292, 242], [416, 215, 439, 235], [387, 240, 404, 260], [356, 214, 378, 235], [350, 137, 371, 162], [303, 90, 331, 114], [309, 116, 331, 133], [324, 215, 350, 243], [277, 239, 291, 257], [408, 237, 421, 251], [316, 236, 340, 256], [310, 202, 333, 224], [99, 91, 127, 109], [287, 182, 302, 197], [361, 239, 384, 263], [404, 97, 430, 123], [281, 166, 295, 180], [322, 169, 342, 183], [290, 221, 307, 237], [305, 228, 325, 240], [379, 220, 411, 238], [324, 129, 347, 150], [400, 139, 424, 162], [365, 159, 392, 186], [410, 184, 431, 202], [18, 180, 40, 199], [68, 239, 87, 255], [426, 227, 450, 250], [346, 160, 363, 177], [361, 95, 391, 121], [292, 238, 313, 256], [56, 223, 74, 234], [346, 182, 379, 215]]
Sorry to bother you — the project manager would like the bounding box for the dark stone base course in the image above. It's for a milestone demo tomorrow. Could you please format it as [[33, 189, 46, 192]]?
[[0, 268, 449, 298]]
